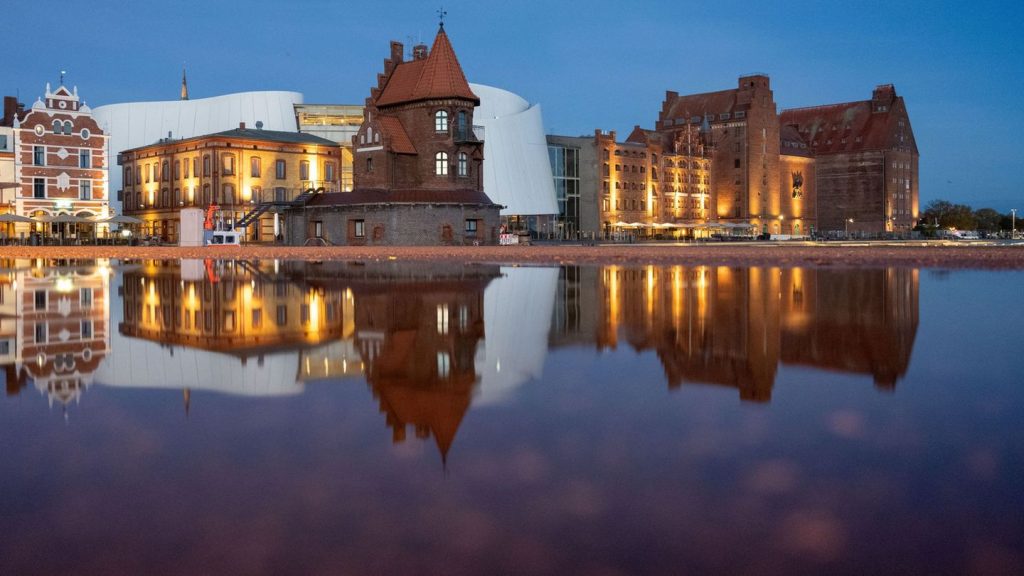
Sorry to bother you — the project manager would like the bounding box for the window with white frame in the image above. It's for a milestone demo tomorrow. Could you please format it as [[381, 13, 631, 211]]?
[[435, 152, 448, 175], [435, 110, 449, 132]]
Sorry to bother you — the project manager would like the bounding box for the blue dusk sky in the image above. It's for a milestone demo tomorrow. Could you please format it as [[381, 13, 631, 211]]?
[[5, 0, 1022, 210]]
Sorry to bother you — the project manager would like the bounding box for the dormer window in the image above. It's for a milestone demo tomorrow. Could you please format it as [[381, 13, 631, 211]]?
[[435, 110, 449, 132]]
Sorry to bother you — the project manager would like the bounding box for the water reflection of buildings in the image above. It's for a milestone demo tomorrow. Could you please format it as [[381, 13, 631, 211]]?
[[551, 265, 919, 401], [3, 258, 919, 459], [100, 260, 507, 462], [295, 263, 500, 460], [1, 259, 111, 409]]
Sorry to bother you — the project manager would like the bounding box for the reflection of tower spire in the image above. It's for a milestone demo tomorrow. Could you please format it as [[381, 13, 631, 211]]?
[[180, 67, 189, 101]]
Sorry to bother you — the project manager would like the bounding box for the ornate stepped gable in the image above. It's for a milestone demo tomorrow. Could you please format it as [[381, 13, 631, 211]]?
[[373, 27, 479, 108], [287, 26, 500, 247], [336, 25, 488, 201]]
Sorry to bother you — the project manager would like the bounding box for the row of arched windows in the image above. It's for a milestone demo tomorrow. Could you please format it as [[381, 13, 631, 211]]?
[[434, 151, 470, 177], [52, 120, 73, 135], [434, 109, 470, 138], [128, 183, 258, 210]]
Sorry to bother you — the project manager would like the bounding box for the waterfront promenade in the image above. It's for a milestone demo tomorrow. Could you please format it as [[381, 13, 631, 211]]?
[[3, 241, 1023, 269]]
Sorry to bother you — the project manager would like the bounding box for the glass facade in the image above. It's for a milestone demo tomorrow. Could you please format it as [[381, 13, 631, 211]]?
[[548, 145, 580, 237]]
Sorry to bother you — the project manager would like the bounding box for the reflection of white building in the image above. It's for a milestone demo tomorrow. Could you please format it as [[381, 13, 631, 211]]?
[[475, 266, 558, 406], [92, 265, 363, 398], [470, 84, 558, 219], [93, 91, 304, 208]]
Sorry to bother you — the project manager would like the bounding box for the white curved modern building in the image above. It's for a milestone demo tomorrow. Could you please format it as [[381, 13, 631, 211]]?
[[93, 91, 304, 197], [470, 83, 558, 217], [93, 86, 555, 219]]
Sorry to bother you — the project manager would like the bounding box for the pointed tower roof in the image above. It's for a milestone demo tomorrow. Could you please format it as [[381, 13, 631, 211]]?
[[180, 67, 190, 100], [375, 27, 479, 107]]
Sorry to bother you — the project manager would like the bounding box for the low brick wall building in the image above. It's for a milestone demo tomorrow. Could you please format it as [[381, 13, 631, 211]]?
[[285, 189, 499, 246]]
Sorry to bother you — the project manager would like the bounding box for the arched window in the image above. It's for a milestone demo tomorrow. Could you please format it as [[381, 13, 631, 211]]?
[[63, 121, 73, 134], [52, 120, 62, 134], [223, 184, 235, 205], [366, 157, 374, 173], [435, 110, 448, 132], [457, 152, 468, 177], [435, 152, 449, 176]]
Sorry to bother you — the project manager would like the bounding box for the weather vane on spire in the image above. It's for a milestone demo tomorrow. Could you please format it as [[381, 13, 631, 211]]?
[[438, 6, 447, 29]]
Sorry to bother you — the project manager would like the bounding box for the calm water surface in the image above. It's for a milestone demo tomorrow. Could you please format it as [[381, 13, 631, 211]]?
[[1, 259, 1022, 575]]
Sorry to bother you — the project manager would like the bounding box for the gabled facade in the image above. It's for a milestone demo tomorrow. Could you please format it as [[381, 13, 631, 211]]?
[[780, 85, 919, 233], [290, 26, 500, 246], [655, 75, 791, 235], [11, 84, 109, 236]]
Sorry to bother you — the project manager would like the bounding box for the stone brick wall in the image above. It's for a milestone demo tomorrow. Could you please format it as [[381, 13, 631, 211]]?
[[286, 203, 500, 246]]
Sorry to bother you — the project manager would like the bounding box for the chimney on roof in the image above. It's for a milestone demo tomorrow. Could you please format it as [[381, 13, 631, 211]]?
[[872, 84, 896, 113], [2, 96, 24, 127], [413, 43, 428, 60], [390, 41, 404, 63], [872, 84, 896, 103], [239, 122, 246, 130]]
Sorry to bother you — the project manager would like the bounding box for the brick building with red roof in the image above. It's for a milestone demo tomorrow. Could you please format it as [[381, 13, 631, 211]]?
[[780, 85, 918, 234], [287, 25, 501, 246], [652, 75, 815, 237]]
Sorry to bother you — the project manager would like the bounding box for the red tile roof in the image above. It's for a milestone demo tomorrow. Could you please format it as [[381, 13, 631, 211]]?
[[662, 88, 739, 123], [779, 125, 812, 158], [376, 28, 479, 107], [376, 116, 416, 154], [309, 188, 498, 207], [780, 97, 916, 155]]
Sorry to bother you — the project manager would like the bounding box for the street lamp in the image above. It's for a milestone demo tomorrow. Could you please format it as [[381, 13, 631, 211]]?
[[845, 218, 854, 238], [1012, 208, 1017, 240]]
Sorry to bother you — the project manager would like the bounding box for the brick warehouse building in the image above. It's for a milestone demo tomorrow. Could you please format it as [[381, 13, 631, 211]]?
[[652, 77, 915, 235], [8, 83, 109, 239], [286, 25, 501, 246], [547, 76, 914, 239], [780, 85, 918, 234]]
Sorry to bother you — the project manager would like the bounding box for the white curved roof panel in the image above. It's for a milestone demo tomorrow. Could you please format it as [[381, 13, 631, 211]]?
[[93, 91, 304, 202], [471, 83, 558, 217]]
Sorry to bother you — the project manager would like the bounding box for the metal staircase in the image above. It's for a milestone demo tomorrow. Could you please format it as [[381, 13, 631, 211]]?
[[235, 203, 272, 229], [233, 187, 325, 229], [289, 186, 324, 207]]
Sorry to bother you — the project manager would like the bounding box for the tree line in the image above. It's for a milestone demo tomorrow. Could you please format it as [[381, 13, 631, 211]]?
[[917, 200, 1018, 234]]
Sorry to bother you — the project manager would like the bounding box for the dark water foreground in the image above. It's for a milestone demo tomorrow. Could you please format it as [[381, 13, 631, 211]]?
[[1, 259, 1021, 575]]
